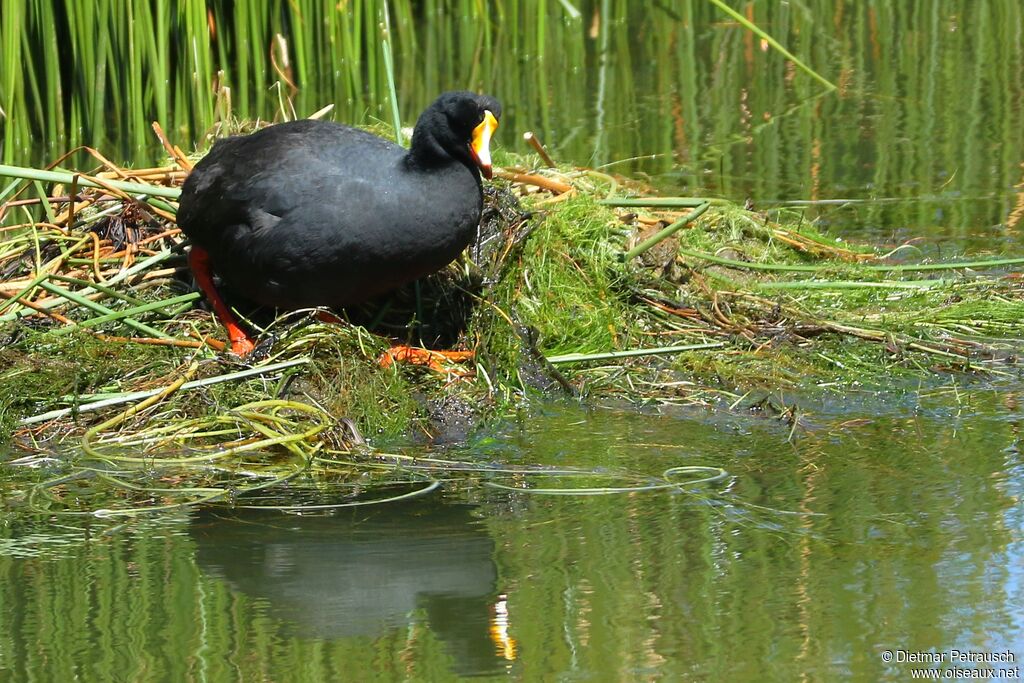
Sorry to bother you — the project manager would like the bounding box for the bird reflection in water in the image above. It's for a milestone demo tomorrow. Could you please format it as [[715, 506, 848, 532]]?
[[190, 500, 515, 676]]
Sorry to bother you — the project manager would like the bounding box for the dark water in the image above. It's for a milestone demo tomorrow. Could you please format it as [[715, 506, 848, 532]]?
[[2, 396, 1022, 681], [3, 1, 1024, 680]]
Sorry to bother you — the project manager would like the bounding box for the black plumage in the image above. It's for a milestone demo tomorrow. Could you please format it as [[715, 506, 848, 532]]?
[[178, 92, 501, 311]]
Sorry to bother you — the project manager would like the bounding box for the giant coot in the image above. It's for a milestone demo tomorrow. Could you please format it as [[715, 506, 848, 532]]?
[[177, 91, 501, 355]]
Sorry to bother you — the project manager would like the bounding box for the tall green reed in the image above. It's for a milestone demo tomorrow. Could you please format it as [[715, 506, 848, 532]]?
[[1, 1, 1022, 244]]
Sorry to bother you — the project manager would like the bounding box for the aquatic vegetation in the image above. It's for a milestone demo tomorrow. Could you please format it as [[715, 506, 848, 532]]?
[[7, 0, 1023, 238], [1, 141, 1023, 516]]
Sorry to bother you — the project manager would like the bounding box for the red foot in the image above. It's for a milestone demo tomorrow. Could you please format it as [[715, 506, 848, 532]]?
[[378, 345, 475, 374], [229, 335, 257, 356], [188, 246, 258, 356]]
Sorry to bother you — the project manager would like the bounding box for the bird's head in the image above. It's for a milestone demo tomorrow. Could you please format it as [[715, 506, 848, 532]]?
[[412, 92, 502, 179]]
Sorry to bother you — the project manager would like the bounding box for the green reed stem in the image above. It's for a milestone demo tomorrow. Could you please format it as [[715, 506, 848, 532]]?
[[0, 164, 182, 198], [625, 202, 711, 261], [55, 292, 201, 333], [380, 2, 403, 145], [868, 257, 1024, 272], [23, 358, 311, 425], [707, 0, 837, 91], [0, 250, 178, 322], [49, 273, 149, 306], [756, 280, 944, 290], [546, 341, 726, 365], [678, 247, 1024, 273], [37, 280, 171, 338], [0, 270, 52, 316], [599, 197, 716, 208]]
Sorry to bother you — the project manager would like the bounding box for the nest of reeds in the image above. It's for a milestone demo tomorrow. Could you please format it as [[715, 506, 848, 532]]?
[[2, 143, 1024, 516]]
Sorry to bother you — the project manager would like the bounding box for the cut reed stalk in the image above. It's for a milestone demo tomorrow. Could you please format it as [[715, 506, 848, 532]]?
[[677, 246, 1024, 273], [523, 132, 556, 168], [55, 292, 201, 333], [0, 164, 181, 199], [625, 202, 711, 261], [22, 358, 311, 425], [36, 280, 172, 339], [546, 342, 726, 365], [599, 197, 710, 208]]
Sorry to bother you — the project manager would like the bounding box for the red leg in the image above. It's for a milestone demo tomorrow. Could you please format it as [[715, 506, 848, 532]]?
[[188, 246, 256, 356]]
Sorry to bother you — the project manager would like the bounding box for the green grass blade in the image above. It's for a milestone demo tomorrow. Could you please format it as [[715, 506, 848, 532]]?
[[707, 0, 837, 91]]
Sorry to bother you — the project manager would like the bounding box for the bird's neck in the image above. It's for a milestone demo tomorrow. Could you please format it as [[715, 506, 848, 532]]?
[[408, 129, 478, 179]]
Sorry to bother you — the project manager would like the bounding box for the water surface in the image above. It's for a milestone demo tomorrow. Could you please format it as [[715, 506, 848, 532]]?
[[2, 396, 1021, 681]]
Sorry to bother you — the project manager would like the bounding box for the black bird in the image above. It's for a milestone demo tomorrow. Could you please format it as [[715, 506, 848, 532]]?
[[177, 91, 501, 355]]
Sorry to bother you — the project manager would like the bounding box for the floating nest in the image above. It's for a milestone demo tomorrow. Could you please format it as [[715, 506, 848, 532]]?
[[1, 145, 1024, 516]]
